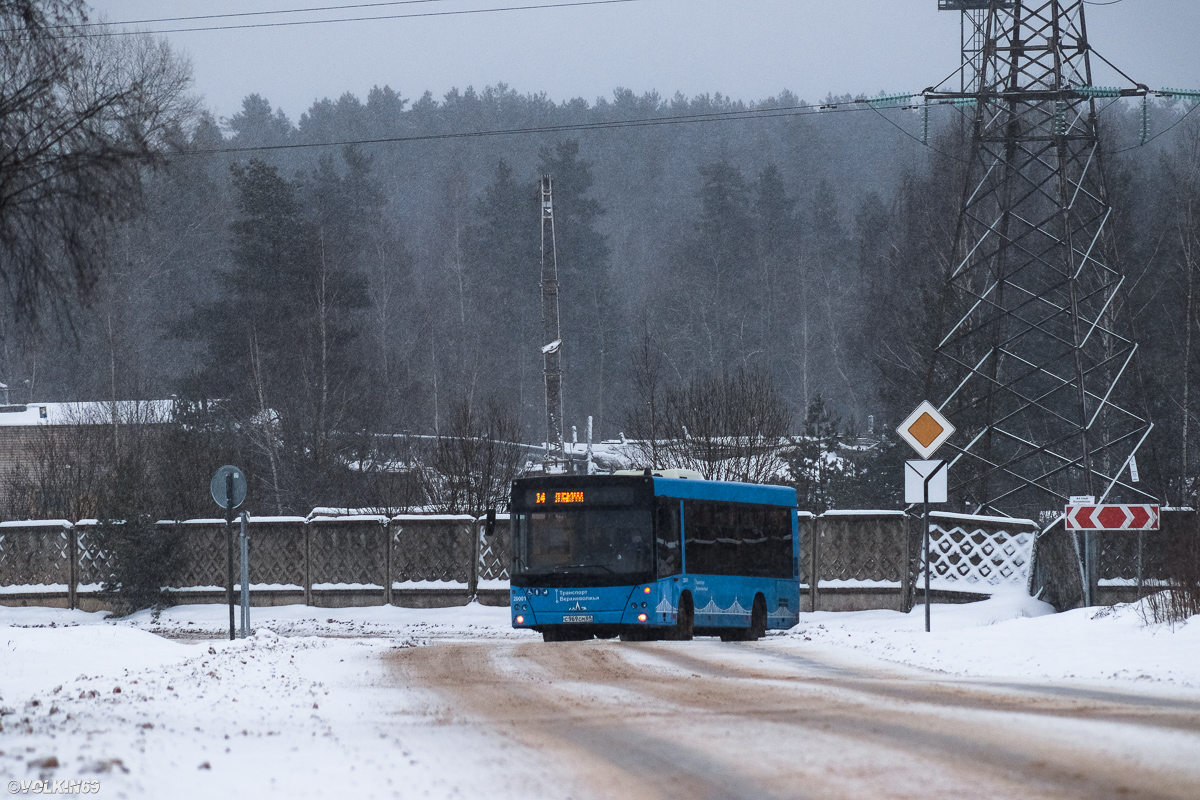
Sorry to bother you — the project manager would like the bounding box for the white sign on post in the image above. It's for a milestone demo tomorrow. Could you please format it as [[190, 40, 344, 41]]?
[[906, 460, 948, 504]]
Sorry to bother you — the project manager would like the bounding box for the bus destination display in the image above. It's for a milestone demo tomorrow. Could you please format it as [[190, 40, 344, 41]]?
[[536, 490, 585, 504], [521, 485, 638, 508]]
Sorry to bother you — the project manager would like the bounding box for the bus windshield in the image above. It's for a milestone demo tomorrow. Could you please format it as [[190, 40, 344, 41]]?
[[513, 508, 653, 587]]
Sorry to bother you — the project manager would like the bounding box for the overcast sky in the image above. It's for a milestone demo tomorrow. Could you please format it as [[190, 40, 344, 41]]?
[[88, 0, 1199, 125]]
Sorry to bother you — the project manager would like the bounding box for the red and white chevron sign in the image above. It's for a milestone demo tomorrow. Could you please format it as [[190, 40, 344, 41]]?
[[1065, 504, 1160, 531]]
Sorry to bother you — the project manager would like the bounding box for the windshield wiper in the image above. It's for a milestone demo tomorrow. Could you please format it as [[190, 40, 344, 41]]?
[[556, 563, 616, 575]]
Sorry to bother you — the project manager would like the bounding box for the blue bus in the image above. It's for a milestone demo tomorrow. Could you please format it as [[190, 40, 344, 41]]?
[[509, 470, 800, 642]]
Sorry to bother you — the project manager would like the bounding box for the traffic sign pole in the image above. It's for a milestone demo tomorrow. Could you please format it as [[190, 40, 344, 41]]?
[[923, 460, 947, 633], [897, 402, 955, 633], [210, 465, 246, 643], [239, 512, 250, 639], [225, 473, 235, 642]]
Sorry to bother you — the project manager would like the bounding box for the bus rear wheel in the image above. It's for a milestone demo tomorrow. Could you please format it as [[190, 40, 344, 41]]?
[[746, 595, 768, 641], [723, 595, 767, 642], [667, 593, 694, 641]]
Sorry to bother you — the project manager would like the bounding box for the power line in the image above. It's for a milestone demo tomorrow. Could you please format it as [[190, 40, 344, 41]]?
[[1113, 99, 1200, 154], [8, 0, 650, 39], [62, 1, 451, 28], [177, 98, 880, 156], [175, 94, 988, 159], [168, 91, 1198, 160]]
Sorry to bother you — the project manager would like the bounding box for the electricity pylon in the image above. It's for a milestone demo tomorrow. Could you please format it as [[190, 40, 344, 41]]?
[[539, 175, 566, 472], [925, 0, 1156, 519]]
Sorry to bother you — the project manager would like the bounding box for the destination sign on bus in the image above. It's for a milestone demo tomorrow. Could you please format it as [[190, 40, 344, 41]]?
[[536, 490, 585, 504], [521, 485, 639, 508]]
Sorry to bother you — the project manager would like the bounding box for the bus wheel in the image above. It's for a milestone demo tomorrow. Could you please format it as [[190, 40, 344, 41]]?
[[669, 593, 694, 641], [747, 595, 768, 642]]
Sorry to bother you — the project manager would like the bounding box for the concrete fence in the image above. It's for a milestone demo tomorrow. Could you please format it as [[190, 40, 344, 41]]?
[[1, 509, 1189, 613], [803, 511, 1038, 612], [0, 514, 508, 611], [1030, 509, 1198, 611]]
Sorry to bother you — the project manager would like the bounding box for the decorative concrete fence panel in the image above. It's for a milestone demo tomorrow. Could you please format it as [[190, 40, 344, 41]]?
[[1092, 509, 1195, 606], [477, 513, 511, 588], [809, 511, 909, 612], [307, 515, 388, 606], [0, 520, 73, 606], [816, 511, 908, 584], [168, 520, 227, 593], [795, 512, 814, 589], [160, 517, 307, 605], [1098, 510, 1195, 585], [390, 515, 474, 586], [74, 520, 114, 598], [242, 517, 307, 598], [926, 512, 1037, 592]]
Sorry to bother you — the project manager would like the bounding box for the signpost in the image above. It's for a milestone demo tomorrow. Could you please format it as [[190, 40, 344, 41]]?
[[897, 402, 956, 633], [239, 512, 250, 638], [210, 466, 247, 642]]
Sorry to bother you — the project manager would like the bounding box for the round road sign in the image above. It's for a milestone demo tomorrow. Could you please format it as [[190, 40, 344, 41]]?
[[210, 465, 247, 510]]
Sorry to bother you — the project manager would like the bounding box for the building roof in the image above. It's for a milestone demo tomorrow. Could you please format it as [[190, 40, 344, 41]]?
[[0, 400, 174, 427]]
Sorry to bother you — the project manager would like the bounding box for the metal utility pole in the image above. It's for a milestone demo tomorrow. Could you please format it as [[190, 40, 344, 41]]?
[[539, 176, 566, 473], [926, 1, 1156, 520]]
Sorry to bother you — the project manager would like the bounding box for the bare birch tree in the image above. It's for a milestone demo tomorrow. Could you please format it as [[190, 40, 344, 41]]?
[[0, 1, 197, 317]]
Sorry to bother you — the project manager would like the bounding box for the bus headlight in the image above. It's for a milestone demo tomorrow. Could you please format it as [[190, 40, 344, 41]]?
[[516, 615, 525, 624], [637, 613, 647, 622]]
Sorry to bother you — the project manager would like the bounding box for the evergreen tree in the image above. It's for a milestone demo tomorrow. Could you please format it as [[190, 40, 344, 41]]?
[[181, 158, 368, 511], [466, 160, 540, 430], [789, 394, 844, 514], [753, 164, 798, 386], [96, 455, 181, 616], [670, 155, 756, 372]]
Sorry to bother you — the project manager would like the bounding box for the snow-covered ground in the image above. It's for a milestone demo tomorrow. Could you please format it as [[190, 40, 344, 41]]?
[[2, 595, 1198, 798], [783, 588, 1200, 690]]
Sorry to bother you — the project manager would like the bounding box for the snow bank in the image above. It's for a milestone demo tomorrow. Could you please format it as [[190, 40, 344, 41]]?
[[1, 618, 189, 702], [0, 607, 541, 799], [783, 588, 1200, 689], [116, 600, 519, 640]]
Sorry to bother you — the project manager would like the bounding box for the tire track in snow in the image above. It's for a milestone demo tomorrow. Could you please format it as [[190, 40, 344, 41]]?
[[388, 640, 800, 800], [389, 639, 1200, 800]]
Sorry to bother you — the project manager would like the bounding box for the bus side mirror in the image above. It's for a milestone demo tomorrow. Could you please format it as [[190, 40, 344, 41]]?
[[485, 508, 496, 537]]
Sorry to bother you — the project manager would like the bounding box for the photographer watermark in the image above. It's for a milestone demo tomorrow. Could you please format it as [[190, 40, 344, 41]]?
[[7, 780, 100, 795]]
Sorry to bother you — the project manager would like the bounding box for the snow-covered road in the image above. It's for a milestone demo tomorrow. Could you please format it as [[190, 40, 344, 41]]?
[[2, 598, 1199, 799], [391, 638, 1200, 799]]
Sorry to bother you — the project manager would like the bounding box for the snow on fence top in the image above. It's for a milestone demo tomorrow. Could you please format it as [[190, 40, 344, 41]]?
[[930, 511, 1037, 528], [391, 514, 476, 522], [821, 509, 907, 517]]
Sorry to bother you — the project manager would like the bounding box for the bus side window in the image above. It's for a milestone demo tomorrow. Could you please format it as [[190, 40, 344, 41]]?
[[655, 501, 682, 577]]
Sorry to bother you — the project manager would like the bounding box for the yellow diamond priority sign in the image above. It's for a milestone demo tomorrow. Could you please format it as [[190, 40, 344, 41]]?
[[897, 401, 955, 459]]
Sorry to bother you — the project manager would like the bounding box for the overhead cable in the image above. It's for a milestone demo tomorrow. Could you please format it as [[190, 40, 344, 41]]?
[[2, 0, 649, 39]]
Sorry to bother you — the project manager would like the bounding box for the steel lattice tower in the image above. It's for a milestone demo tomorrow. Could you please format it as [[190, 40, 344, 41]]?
[[925, 0, 1155, 518]]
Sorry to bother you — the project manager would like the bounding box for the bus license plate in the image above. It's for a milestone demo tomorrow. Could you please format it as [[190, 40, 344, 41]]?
[[562, 615, 593, 623]]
